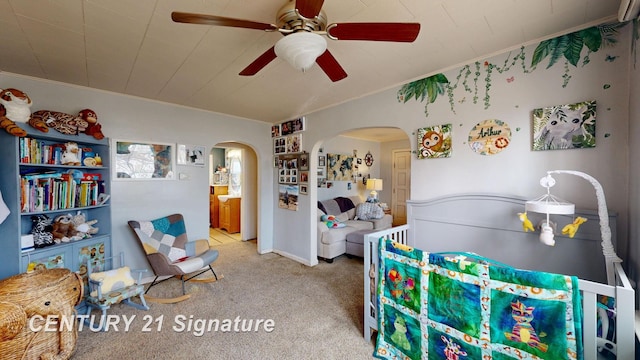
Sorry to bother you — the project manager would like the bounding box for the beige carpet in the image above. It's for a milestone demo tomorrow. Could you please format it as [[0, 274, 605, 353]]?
[[73, 240, 376, 359]]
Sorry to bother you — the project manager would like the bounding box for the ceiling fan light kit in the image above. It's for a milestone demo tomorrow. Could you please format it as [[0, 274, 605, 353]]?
[[274, 32, 327, 72], [171, 0, 420, 81]]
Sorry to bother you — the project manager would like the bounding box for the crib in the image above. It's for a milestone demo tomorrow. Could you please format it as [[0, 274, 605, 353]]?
[[363, 194, 636, 360]]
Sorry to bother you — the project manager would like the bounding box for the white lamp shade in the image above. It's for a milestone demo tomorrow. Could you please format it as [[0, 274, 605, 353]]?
[[366, 179, 383, 191], [274, 32, 327, 72]]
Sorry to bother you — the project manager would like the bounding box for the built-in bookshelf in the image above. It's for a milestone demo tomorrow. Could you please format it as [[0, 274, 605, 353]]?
[[0, 127, 111, 281]]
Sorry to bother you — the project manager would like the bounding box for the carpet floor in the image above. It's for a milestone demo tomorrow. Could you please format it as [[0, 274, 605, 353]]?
[[73, 240, 376, 359]]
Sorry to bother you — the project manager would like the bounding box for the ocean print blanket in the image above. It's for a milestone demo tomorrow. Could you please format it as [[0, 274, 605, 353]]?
[[374, 238, 583, 360]]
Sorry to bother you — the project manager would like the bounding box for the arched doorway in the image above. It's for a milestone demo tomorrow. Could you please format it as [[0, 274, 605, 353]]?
[[209, 142, 258, 245], [313, 127, 410, 262]]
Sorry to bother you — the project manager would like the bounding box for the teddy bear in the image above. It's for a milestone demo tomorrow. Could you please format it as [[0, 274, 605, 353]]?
[[51, 214, 81, 243], [31, 214, 54, 248], [78, 109, 104, 140], [0, 88, 48, 137], [71, 211, 98, 239]]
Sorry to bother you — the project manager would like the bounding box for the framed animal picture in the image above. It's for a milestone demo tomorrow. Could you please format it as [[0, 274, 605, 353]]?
[[532, 100, 596, 151], [417, 124, 452, 159]]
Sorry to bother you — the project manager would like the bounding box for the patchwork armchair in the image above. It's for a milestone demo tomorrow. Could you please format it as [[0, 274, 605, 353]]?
[[128, 213, 219, 302], [84, 252, 149, 331]]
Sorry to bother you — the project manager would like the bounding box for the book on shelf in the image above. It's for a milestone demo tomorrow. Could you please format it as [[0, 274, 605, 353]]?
[[21, 234, 35, 252], [97, 193, 110, 205], [18, 137, 98, 166], [19, 171, 105, 213]]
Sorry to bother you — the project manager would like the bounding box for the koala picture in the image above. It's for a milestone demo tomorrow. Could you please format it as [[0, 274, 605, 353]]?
[[532, 100, 596, 150]]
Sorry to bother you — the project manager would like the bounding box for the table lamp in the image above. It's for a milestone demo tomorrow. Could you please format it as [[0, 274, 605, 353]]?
[[366, 178, 383, 202]]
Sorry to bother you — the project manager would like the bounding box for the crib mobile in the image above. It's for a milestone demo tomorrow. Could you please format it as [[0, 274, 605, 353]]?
[[521, 170, 623, 357]]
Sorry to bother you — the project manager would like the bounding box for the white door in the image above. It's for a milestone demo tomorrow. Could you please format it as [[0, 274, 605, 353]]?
[[391, 149, 411, 226]]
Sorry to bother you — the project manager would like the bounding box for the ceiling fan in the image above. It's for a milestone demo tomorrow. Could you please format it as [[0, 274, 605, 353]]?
[[171, 0, 420, 82]]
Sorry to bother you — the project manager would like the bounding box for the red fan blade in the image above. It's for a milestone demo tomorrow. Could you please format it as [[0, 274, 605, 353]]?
[[327, 22, 420, 42], [295, 0, 324, 19], [316, 50, 347, 82], [171, 12, 276, 31], [239, 47, 278, 76]]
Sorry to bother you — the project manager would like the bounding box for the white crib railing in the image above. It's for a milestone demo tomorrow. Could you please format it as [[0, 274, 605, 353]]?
[[363, 225, 635, 360], [363, 225, 409, 341]]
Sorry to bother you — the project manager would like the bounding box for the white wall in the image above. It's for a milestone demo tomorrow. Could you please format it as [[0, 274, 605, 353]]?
[[0, 72, 274, 272], [296, 24, 633, 269]]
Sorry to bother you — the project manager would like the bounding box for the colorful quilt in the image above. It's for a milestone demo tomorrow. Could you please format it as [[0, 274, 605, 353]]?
[[374, 238, 583, 360]]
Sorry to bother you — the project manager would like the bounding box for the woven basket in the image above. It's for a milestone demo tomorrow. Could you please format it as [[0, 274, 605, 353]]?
[[0, 268, 83, 360]]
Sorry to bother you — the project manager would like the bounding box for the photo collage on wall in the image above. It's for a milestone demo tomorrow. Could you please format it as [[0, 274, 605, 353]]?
[[273, 117, 307, 202], [272, 117, 305, 155], [317, 154, 327, 188], [278, 153, 299, 185]]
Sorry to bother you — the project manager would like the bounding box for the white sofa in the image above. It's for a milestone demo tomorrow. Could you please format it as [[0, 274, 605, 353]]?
[[317, 196, 392, 262]]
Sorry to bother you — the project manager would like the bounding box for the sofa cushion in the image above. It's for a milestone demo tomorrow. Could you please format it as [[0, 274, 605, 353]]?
[[368, 215, 392, 230], [356, 202, 384, 220], [320, 226, 357, 245], [343, 219, 374, 231]]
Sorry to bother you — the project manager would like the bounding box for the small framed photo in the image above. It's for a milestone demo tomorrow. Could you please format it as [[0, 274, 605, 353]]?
[[300, 171, 309, 183], [286, 133, 302, 153], [274, 155, 279, 168], [299, 184, 308, 195], [318, 155, 325, 167], [271, 124, 281, 137], [316, 167, 326, 178], [177, 144, 205, 166], [274, 137, 286, 154], [292, 117, 305, 133], [299, 153, 309, 170]]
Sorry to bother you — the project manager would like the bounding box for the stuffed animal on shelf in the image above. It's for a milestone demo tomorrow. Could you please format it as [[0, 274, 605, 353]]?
[[51, 214, 80, 243], [562, 216, 587, 238], [0, 88, 48, 137], [78, 109, 104, 140], [71, 211, 98, 239], [31, 214, 54, 248], [30, 109, 89, 135], [61, 142, 81, 166]]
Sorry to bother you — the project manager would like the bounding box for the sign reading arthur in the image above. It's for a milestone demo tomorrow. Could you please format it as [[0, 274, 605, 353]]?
[[468, 119, 511, 155]]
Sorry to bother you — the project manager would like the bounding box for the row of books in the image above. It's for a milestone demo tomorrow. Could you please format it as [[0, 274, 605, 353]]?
[[20, 173, 108, 213], [19, 137, 101, 166]]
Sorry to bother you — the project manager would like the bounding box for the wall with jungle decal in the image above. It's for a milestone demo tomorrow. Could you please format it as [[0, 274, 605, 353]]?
[[306, 19, 638, 267]]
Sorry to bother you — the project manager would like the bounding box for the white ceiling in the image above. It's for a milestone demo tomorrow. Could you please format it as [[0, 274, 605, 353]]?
[[0, 0, 620, 131]]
